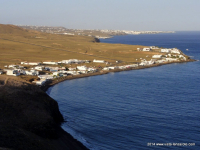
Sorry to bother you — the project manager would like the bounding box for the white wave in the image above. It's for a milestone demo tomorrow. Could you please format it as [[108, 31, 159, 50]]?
[[61, 124, 100, 150], [46, 86, 53, 95]]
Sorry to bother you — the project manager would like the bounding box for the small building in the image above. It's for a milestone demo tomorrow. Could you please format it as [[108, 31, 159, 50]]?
[[168, 54, 172, 57], [49, 67, 59, 72], [34, 66, 44, 71], [21, 62, 41, 65], [143, 48, 151, 51], [87, 67, 97, 72], [93, 59, 105, 63], [43, 61, 58, 65], [171, 48, 180, 54], [25, 70, 39, 76], [161, 49, 171, 53], [108, 66, 117, 70], [118, 66, 125, 69], [68, 67, 76, 71], [29, 62, 41, 65], [38, 75, 54, 79], [17, 69, 26, 75], [77, 66, 88, 71], [102, 67, 110, 71], [8, 65, 16, 68], [52, 72, 59, 76], [137, 48, 143, 51], [150, 46, 159, 49], [66, 71, 80, 75], [152, 55, 163, 59], [6, 69, 20, 76], [166, 58, 178, 62], [33, 79, 47, 86]]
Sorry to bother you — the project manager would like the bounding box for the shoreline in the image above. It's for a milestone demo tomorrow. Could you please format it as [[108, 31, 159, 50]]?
[[40, 59, 195, 149], [41, 59, 196, 92]]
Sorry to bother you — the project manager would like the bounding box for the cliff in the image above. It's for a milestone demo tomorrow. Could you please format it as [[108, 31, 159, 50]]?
[[0, 75, 88, 150]]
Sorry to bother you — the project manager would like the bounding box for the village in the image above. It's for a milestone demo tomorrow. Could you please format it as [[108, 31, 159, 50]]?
[[0, 46, 188, 86]]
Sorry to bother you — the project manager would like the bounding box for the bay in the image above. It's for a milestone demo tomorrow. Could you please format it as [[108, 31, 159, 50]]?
[[47, 32, 200, 150]]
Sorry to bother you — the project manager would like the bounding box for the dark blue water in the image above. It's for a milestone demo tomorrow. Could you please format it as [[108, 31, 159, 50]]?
[[47, 32, 200, 150]]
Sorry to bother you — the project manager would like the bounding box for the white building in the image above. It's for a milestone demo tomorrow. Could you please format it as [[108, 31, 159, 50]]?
[[8, 65, 16, 68], [166, 58, 178, 62], [118, 66, 126, 69], [143, 48, 151, 51], [93, 59, 105, 63], [87, 67, 97, 72], [139, 60, 155, 66], [43, 61, 58, 65], [6, 69, 20, 76], [33, 79, 47, 86], [77, 66, 88, 71], [58, 59, 85, 64], [102, 67, 110, 71], [161, 49, 171, 53], [171, 48, 180, 54], [17, 69, 26, 75], [52, 72, 59, 76], [66, 71, 80, 75], [68, 67, 76, 71], [108, 66, 117, 70], [21, 62, 41, 65], [168, 54, 172, 57], [150, 46, 159, 49], [50, 67, 59, 72], [34, 66, 44, 71], [38, 75, 54, 79], [152, 55, 163, 58], [25, 70, 39, 76], [137, 48, 142, 51]]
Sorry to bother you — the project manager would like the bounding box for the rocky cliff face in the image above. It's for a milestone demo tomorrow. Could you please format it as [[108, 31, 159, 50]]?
[[0, 76, 88, 150]]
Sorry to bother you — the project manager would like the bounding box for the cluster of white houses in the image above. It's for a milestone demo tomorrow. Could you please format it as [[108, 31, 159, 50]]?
[[1, 59, 107, 85], [1, 47, 188, 86], [20, 59, 106, 66], [137, 46, 181, 54]]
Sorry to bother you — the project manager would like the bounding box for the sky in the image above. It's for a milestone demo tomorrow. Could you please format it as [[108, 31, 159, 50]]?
[[1, 0, 200, 31]]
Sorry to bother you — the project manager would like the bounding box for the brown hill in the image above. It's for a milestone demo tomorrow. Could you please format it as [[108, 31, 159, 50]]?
[[0, 24, 39, 35], [0, 24, 156, 68]]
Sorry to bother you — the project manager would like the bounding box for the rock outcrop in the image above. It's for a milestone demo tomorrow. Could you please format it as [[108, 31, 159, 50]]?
[[0, 76, 88, 150]]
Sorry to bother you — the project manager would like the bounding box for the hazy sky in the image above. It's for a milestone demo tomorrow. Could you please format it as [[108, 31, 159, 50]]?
[[1, 0, 200, 31]]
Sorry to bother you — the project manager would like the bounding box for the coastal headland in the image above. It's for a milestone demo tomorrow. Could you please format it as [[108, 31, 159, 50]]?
[[0, 24, 195, 149]]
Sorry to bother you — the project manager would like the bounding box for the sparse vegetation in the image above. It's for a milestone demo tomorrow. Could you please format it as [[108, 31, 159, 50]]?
[[0, 24, 163, 68]]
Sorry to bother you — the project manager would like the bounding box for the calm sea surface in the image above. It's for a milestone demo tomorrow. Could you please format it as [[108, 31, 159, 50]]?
[[47, 32, 200, 150]]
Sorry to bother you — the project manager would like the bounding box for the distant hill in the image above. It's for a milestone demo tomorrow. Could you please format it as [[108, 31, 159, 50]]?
[[0, 24, 158, 68], [0, 24, 39, 35]]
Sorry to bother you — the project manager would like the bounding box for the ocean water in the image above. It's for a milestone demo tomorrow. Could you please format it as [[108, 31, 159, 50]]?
[[47, 32, 200, 150]]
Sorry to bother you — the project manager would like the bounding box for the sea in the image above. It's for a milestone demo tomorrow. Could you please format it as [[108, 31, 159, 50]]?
[[47, 31, 200, 150]]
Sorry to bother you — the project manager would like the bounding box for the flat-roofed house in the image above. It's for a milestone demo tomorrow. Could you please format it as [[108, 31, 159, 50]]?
[[171, 48, 180, 54], [43, 61, 58, 65], [93, 59, 105, 63], [152, 55, 163, 58], [161, 49, 171, 53], [143, 48, 151, 51], [77, 66, 88, 71], [6, 69, 20, 76]]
